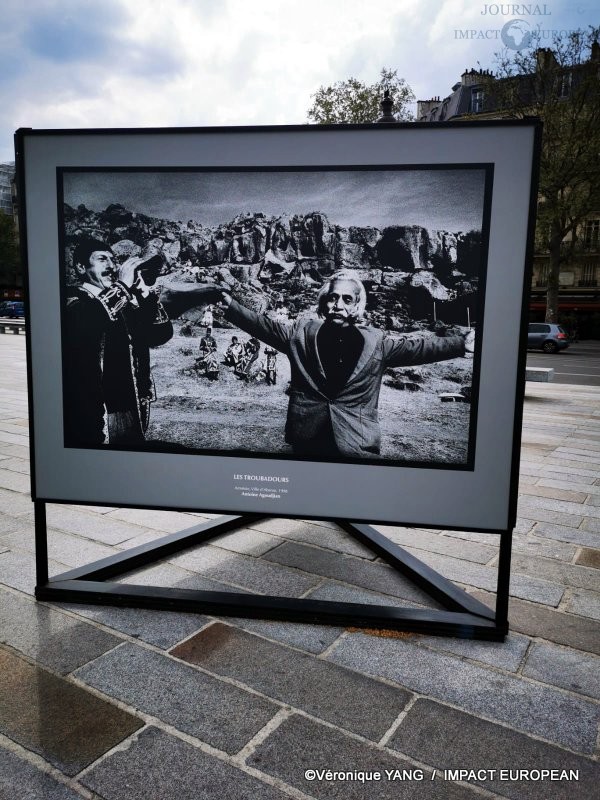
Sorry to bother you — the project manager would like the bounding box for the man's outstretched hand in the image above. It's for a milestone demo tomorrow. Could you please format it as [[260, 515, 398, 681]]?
[[159, 283, 228, 318]]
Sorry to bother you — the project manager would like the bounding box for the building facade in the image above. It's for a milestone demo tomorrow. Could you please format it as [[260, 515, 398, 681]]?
[[0, 161, 22, 299], [0, 162, 14, 216], [417, 52, 600, 337]]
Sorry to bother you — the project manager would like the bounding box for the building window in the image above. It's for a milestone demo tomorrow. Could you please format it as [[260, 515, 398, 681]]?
[[470, 89, 484, 113], [584, 219, 599, 250], [579, 262, 597, 287], [558, 71, 572, 98]]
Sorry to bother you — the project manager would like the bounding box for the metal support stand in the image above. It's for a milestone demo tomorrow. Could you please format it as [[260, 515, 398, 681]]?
[[34, 502, 510, 641]]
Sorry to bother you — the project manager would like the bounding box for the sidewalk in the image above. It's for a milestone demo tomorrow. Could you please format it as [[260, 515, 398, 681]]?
[[0, 332, 598, 799]]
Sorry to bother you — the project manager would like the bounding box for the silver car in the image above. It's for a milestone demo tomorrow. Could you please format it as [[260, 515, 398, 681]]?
[[527, 323, 570, 353]]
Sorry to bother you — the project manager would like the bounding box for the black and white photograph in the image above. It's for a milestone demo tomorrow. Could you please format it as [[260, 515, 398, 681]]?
[[59, 166, 490, 467]]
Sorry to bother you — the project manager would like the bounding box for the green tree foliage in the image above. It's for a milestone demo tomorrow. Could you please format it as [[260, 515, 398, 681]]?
[[489, 27, 600, 323], [0, 210, 20, 288], [307, 68, 415, 124]]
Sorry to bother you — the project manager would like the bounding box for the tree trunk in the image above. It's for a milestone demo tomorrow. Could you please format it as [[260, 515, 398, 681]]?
[[545, 237, 561, 323]]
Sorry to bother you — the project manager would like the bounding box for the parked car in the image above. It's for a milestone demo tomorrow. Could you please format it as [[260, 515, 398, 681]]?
[[0, 301, 25, 318], [527, 323, 570, 353], [0, 301, 24, 318]]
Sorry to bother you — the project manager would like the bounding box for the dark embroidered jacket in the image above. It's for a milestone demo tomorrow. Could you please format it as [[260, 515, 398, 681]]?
[[64, 284, 173, 447]]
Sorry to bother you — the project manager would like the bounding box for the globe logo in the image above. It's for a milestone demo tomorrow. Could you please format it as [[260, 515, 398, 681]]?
[[501, 19, 533, 51]]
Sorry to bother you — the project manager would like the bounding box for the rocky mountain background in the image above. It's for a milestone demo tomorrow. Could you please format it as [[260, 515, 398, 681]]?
[[63, 202, 482, 331]]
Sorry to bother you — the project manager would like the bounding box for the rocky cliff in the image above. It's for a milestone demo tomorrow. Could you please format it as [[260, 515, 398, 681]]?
[[64, 204, 481, 329]]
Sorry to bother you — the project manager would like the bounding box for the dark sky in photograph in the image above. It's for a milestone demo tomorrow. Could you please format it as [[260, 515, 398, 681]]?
[[63, 168, 487, 233]]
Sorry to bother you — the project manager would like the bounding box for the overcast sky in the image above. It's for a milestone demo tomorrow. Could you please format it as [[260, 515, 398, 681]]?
[[63, 168, 487, 231], [0, 1, 594, 162]]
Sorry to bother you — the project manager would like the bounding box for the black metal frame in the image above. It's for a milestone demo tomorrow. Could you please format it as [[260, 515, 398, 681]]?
[[34, 501, 512, 641], [19, 120, 538, 643]]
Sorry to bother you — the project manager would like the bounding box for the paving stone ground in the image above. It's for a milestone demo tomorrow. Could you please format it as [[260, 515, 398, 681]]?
[[0, 334, 599, 799]]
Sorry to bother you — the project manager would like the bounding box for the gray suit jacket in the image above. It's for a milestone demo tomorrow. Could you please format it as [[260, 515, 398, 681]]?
[[226, 299, 465, 457]]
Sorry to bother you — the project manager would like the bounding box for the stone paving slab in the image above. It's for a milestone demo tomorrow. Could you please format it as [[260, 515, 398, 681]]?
[[56, 602, 211, 650], [82, 726, 289, 800], [264, 541, 441, 606], [564, 589, 600, 621], [1, 526, 119, 568], [0, 513, 27, 535], [209, 527, 282, 557], [327, 632, 600, 753], [221, 614, 343, 655], [389, 699, 600, 800], [510, 552, 600, 591], [526, 496, 600, 520], [72, 504, 117, 514], [0, 433, 29, 450], [0, 550, 68, 595], [541, 478, 600, 495], [534, 522, 600, 548], [522, 466, 597, 485], [0, 589, 122, 674], [541, 466, 598, 482], [372, 526, 497, 564], [0, 744, 87, 800], [250, 517, 377, 559], [0, 647, 143, 776], [511, 533, 576, 562], [105, 507, 205, 533], [472, 590, 600, 656], [45, 506, 154, 545], [403, 548, 565, 606], [171, 623, 411, 741], [575, 548, 600, 568], [169, 544, 324, 597], [581, 516, 600, 532], [114, 529, 170, 550], [248, 713, 478, 800], [116, 560, 200, 588], [522, 642, 600, 700], [307, 581, 530, 672], [0, 443, 30, 460], [518, 474, 538, 485], [0, 467, 30, 493], [518, 484, 588, 503], [517, 501, 583, 528], [542, 457, 600, 473], [0, 457, 30, 474], [0, 421, 29, 437], [557, 447, 600, 459], [75, 642, 279, 754]]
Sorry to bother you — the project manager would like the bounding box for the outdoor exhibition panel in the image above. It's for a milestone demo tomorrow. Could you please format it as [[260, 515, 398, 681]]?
[[18, 121, 540, 639]]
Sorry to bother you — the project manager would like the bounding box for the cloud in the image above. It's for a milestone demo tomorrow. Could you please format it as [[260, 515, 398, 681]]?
[[23, 2, 128, 63], [0, 0, 594, 161]]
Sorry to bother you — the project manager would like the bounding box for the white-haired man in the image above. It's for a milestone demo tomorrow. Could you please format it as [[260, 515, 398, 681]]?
[[161, 271, 473, 458]]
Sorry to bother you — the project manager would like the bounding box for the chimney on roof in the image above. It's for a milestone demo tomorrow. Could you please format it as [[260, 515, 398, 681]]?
[[461, 68, 481, 87], [591, 40, 600, 61], [536, 48, 558, 71], [416, 98, 440, 120]]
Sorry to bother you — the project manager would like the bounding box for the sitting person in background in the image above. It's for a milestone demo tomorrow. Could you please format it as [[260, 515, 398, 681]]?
[[236, 337, 260, 380], [224, 335, 244, 367]]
